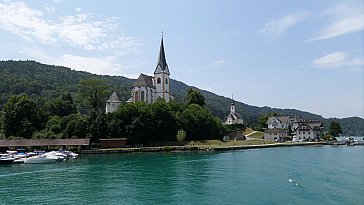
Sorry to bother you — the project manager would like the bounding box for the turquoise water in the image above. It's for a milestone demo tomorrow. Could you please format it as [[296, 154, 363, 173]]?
[[0, 146, 363, 205]]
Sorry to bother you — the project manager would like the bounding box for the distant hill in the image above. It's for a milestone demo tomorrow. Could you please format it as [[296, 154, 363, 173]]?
[[0, 60, 363, 135]]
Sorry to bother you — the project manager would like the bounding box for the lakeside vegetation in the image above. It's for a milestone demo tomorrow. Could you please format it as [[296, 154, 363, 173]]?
[[0, 60, 363, 140], [0, 77, 225, 144]]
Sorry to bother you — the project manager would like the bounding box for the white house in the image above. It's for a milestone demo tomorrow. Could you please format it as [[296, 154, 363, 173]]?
[[266, 116, 291, 129], [224, 99, 244, 125], [295, 120, 324, 141], [106, 91, 122, 113], [264, 128, 287, 142], [129, 37, 174, 103]]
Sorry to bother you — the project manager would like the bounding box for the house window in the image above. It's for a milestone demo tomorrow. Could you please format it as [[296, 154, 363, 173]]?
[[303, 132, 305, 134], [298, 132, 300, 134], [308, 132, 310, 134], [157, 78, 161, 84]]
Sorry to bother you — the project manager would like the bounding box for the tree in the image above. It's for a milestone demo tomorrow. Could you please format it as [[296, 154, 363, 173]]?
[[49, 93, 77, 117], [3, 94, 41, 138], [86, 112, 109, 142], [287, 124, 292, 136], [0, 111, 4, 138], [77, 78, 109, 114], [328, 121, 343, 137], [187, 88, 205, 107], [177, 104, 223, 140], [258, 112, 278, 130]]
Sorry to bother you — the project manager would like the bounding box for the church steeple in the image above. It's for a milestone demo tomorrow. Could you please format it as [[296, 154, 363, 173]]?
[[231, 95, 235, 113], [154, 36, 170, 75]]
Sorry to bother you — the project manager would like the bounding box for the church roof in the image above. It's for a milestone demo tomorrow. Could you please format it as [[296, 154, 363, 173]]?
[[107, 91, 121, 103], [154, 37, 170, 75], [134, 73, 154, 88], [226, 112, 242, 121]]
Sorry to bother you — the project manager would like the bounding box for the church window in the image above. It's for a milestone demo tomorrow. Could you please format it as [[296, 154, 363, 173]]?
[[157, 78, 161, 84], [134, 91, 139, 102], [166, 78, 168, 84], [141, 91, 145, 101]]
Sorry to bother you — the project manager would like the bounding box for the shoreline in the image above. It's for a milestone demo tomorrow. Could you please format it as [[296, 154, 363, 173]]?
[[81, 142, 325, 154]]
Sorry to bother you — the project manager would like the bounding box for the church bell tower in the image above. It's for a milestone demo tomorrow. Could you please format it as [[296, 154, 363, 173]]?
[[154, 36, 171, 102]]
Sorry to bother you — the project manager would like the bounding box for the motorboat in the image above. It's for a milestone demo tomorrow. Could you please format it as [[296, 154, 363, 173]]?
[[24, 154, 59, 164], [0, 153, 15, 165]]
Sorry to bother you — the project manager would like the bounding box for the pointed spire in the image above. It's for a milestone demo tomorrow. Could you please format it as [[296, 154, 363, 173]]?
[[154, 35, 169, 74], [230, 94, 235, 113]]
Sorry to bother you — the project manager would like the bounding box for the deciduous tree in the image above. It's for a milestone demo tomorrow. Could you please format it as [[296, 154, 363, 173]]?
[[328, 121, 343, 137]]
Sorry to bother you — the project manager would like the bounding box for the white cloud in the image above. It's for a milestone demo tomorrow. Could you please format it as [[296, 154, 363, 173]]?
[[0, 1, 140, 55], [20, 47, 126, 76], [259, 11, 308, 37], [211, 60, 224, 67], [59, 54, 122, 75], [308, 1, 364, 41], [312, 51, 364, 68], [0, 1, 57, 44]]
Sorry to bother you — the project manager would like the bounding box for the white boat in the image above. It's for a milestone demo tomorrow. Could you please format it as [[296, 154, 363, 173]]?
[[24, 154, 58, 164], [0, 155, 15, 164]]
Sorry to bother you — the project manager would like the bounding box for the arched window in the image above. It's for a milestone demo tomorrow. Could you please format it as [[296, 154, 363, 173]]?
[[165, 78, 168, 84], [141, 91, 145, 101], [134, 91, 139, 102], [157, 78, 161, 84]]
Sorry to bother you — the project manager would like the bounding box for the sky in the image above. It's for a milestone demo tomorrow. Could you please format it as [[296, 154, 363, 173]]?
[[0, 0, 363, 118]]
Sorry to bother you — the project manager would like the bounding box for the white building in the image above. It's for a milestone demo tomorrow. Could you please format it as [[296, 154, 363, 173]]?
[[266, 116, 291, 129], [106, 91, 122, 113], [294, 120, 324, 141], [129, 37, 174, 103], [224, 100, 244, 125], [264, 128, 287, 142]]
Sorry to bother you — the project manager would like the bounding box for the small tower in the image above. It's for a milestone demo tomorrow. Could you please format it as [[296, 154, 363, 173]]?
[[230, 99, 236, 114], [154, 36, 171, 102], [106, 91, 121, 113]]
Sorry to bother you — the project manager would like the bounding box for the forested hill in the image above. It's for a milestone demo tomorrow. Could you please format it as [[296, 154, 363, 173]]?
[[1, 60, 363, 135]]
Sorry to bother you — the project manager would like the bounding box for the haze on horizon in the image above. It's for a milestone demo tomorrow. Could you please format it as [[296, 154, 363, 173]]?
[[0, 0, 363, 119]]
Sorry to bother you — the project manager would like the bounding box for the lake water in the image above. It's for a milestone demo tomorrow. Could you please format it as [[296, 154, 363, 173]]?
[[0, 146, 363, 205]]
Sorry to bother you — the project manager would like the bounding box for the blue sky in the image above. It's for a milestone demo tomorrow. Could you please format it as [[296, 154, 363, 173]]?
[[0, 0, 363, 118]]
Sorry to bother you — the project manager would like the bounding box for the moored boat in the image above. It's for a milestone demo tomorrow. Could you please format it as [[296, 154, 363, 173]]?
[[24, 154, 58, 164], [0, 153, 15, 165]]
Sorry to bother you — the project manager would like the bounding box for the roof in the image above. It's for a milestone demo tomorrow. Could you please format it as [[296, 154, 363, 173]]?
[[134, 74, 154, 87], [266, 116, 290, 125], [0, 139, 90, 147], [264, 128, 287, 133], [99, 138, 127, 141], [154, 37, 170, 75], [295, 121, 323, 131], [107, 91, 121, 103], [226, 112, 242, 121]]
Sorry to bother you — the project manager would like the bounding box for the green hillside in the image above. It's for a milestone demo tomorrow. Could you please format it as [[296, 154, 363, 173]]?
[[1, 60, 363, 135]]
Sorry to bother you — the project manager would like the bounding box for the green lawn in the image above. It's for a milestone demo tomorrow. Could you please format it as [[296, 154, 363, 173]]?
[[246, 131, 264, 139]]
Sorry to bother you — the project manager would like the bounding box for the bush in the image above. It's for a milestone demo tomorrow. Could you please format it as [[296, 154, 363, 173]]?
[[177, 129, 186, 142]]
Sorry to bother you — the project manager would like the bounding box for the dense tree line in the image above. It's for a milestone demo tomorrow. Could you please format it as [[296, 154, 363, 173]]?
[[0, 60, 363, 135], [0, 78, 224, 144]]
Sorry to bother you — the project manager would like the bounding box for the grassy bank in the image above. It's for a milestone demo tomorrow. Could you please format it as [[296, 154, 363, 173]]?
[[82, 140, 324, 154]]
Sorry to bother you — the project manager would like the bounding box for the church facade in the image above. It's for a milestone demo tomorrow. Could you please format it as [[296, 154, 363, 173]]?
[[128, 37, 173, 103], [224, 99, 244, 125]]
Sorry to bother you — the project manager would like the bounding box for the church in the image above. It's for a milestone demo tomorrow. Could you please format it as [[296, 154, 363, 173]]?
[[128, 36, 173, 103], [106, 37, 173, 113], [224, 99, 244, 125]]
